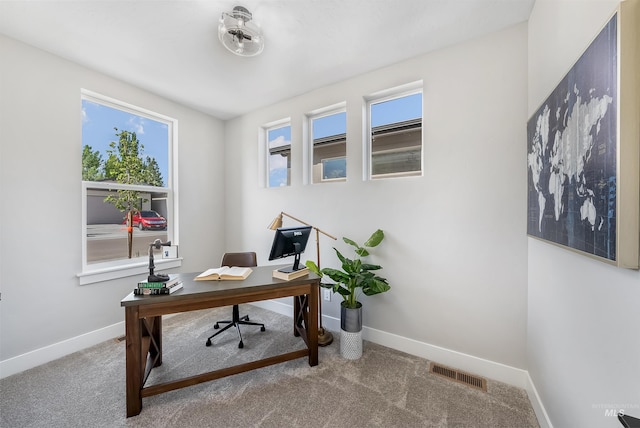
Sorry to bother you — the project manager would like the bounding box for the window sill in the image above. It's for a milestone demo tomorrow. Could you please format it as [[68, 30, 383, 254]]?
[[77, 258, 183, 285]]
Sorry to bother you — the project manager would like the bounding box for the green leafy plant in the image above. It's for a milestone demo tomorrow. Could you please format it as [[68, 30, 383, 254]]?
[[306, 229, 391, 309]]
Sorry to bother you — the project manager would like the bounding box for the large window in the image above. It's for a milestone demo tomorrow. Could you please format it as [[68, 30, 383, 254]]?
[[267, 122, 292, 187], [366, 88, 423, 179], [308, 108, 346, 183], [80, 90, 178, 284]]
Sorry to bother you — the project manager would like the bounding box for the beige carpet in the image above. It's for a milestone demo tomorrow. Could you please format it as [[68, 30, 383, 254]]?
[[0, 305, 539, 428]]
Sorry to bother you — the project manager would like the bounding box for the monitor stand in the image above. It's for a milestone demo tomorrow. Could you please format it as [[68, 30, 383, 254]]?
[[277, 245, 305, 273]]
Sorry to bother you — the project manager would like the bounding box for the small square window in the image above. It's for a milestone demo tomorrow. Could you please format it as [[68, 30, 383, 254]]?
[[367, 89, 423, 179]]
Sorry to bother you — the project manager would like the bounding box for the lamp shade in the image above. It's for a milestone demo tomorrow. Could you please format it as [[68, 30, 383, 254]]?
[[268, 213, 283, 230]]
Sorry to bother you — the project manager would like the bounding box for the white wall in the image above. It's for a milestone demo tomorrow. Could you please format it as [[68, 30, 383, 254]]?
[[0, 35, 226, 374], [224, 23, 529, 379], [3, 4, 637, 424], [528, 1, 640, 427]]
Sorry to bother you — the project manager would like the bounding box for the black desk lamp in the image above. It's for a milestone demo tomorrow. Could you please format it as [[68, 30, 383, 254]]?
[[268, 211, 336, 346], [148, 239, 172, 282]]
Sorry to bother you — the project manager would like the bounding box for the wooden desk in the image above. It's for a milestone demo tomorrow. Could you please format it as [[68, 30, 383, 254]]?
[[120, 266, 319, 417]]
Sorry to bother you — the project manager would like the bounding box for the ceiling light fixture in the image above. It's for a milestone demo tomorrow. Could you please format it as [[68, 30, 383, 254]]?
[[218, 5, 264, 57]]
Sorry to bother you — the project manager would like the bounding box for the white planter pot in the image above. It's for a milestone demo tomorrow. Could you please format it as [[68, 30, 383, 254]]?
[[340, 330, 362, 359]]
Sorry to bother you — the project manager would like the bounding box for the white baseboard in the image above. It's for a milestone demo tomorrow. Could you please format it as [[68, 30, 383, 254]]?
[[365, 326, 530, 388], [0, 299, 554, 428], [0, 322, 124, 379], [252, 300, 528, 387], [525, 371, 554, 428], [250, 299, 342, 330], [254, 299, 553, 426]]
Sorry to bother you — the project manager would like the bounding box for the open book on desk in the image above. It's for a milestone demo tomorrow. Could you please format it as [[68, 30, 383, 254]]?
[[195, 266, 253, 281]]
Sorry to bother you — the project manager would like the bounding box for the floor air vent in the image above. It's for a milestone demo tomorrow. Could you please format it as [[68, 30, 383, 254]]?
[[429, 362, 487, 392], [115, 335, 126, 343]]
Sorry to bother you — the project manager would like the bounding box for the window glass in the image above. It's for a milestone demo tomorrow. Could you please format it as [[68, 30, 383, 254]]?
[[81, 93, 175, 269], [268, 124, 291, 187], [369, 91, 422, 179], [311, 111, 346, 183]]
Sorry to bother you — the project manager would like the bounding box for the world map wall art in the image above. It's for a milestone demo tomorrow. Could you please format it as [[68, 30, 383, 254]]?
[[527, 6, 640, 269]]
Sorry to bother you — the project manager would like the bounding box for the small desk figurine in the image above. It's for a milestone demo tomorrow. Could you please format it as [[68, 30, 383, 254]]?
[[148, 239, 172, 282]]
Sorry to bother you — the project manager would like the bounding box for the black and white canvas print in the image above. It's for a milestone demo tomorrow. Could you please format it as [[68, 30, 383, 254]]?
[[527, 14, 617, 261]]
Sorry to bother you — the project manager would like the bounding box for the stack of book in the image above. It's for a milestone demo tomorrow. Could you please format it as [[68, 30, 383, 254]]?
[[272, 267, 309, 281], [134, 276, 183, 295]]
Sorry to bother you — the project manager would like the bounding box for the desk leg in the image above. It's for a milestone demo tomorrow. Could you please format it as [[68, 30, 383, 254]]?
[[150, 315, 162, 367], [125, 306, 142, 417], [292, 285, 318, 366], [293, 295, 302, 337], [308, 283, 319, 366]]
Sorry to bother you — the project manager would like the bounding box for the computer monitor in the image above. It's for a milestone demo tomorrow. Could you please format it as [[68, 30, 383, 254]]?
[[268, 226, 313, 273]]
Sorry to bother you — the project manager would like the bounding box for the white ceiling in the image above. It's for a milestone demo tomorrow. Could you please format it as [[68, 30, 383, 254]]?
[[0, 0, 534, 120]]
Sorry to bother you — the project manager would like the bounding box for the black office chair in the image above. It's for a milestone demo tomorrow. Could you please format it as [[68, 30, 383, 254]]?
[[205, 252, 265, 349]]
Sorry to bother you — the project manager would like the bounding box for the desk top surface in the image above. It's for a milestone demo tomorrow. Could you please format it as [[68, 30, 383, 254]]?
[[120, 265, 320, 307]]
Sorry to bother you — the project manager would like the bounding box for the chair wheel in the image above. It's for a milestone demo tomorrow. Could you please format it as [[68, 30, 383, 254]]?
[[238, 341, 244, 349], [246, 316, 250, 321], [260, 326, 266, 332], [214, 323, 220, 329], [205, 339, 212, 347]]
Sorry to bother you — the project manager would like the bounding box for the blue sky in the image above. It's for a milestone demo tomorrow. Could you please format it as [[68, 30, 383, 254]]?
[[313, 111, 346, 139], [267, 93, 422, 186], [371, 92, 422, 127], [269, 92, 422, 147], [82, 92, 421, 188], [82, 100, 169, 185], [310, 94, 422, 139], [267, 124, 291, 148], [268, 125, 291, 187]]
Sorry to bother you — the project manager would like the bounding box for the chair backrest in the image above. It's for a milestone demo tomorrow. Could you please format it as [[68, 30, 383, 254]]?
[[220, 252, 257, 268]]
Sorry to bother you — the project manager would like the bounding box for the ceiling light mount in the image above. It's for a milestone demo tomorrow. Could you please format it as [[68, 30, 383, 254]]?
[[218, 5, 264, 57]]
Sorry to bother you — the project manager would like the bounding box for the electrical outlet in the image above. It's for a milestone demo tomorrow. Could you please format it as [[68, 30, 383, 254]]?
[[323, 289, 331, 301]]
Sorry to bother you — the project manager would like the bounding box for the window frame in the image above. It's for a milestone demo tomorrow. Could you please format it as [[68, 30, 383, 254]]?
[[320, 155, 347, 182], [306, 103, 347, 184], [364, 82, 423, 180], [78, 89, 180, 285]]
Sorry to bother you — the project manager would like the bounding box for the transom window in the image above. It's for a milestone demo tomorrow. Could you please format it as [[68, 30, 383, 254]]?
[[366, 87, 423, 179], [308, 108, 347, 183], [267, 122, 292, 187], [80, 90, 179, 284]]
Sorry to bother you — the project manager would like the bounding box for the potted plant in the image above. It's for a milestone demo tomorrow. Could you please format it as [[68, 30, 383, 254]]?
[[306, 229, 391, 359]]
